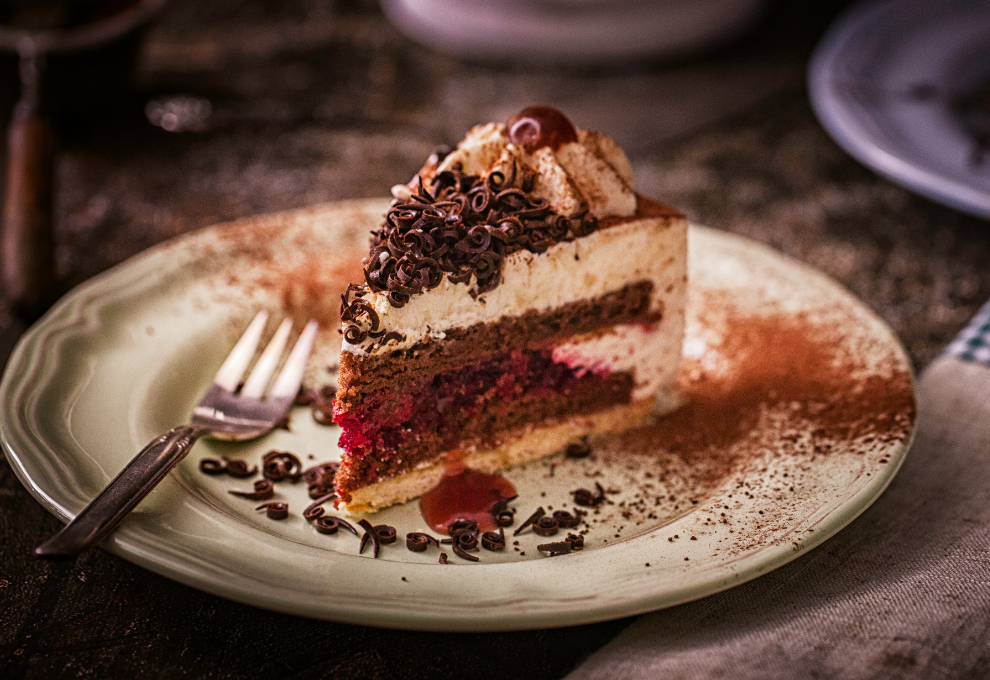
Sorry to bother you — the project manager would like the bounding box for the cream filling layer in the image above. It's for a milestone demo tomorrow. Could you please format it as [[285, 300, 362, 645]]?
[[343, 215, 687, 356], [551, 319, 683, 401]]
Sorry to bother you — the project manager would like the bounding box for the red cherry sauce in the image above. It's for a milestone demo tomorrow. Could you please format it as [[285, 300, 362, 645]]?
[[419, 453, 516, 534], [506, 106, 578, 153]]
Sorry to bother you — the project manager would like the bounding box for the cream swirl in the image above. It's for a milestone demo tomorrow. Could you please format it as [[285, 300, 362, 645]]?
[[392, 121, 636, 219]]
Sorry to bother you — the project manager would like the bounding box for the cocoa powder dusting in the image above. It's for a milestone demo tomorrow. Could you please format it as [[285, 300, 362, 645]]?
[[618, 305, 916, 487]]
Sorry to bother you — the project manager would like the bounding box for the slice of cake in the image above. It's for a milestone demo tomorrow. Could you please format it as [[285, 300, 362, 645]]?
[[332, 107, 687, 512]]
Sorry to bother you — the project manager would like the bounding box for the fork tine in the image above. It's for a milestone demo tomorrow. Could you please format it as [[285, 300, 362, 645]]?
[[214, 311, 269, 392], [269, 319, 318, 399], [240, 317, 292, 398]]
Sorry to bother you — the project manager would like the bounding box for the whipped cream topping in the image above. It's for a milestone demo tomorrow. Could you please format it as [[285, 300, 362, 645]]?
[[392, 123, 637, 219]]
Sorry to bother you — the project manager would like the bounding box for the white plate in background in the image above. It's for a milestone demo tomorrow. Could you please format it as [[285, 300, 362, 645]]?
[[809, 0, 990, 220]]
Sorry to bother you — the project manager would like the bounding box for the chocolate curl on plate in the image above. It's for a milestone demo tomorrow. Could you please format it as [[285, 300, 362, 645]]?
[[553, 510, 581, 528], [513, 506, 546, 536], [533, 515, 560, 537], [228, 479, 274, 501], [406, 532, 441, 552], [302, 493, 337, 521], [221, 457, 258, 478], [262, 450, 303, 482], [315, 516, 358, 536], [573, 482, 606, 507], [199, 457, 257, 477], [482, 528, 506, 551], [256, 502, 288, 520], [358, 519, 396, 558], [442, 520, 481, 562], [491, 495, 517, 527]]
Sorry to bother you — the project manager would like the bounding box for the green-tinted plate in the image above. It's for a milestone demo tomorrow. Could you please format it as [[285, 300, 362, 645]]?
[[0, 199, 916, 631]]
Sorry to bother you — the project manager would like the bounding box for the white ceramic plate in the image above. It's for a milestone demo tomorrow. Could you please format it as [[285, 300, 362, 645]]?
[[0, 199, 916, 631], [809, 0, 990, 220]]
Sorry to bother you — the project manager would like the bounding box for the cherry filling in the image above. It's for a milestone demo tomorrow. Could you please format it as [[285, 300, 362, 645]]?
[[333, 348, 630, 467]]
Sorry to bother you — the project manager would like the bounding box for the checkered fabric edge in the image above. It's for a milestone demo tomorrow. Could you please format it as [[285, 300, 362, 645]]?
[[945, 298, 990, 367]]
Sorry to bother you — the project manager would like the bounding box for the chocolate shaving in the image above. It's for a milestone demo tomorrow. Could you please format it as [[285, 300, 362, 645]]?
[[537, 541, 572, 556], [482, 528, 506, 551], [315, 516, 358, 536], [566, 533, 584, 550], [447, 519, 478, 536], [199, 457, 257, 477], [256, 502, 288, 520], [302, 492, 337, 521], [221, 457, 258, 478], [573, 482, 606, 507], [262, 450, 303, 482], [341, 162, 598, 347], [303, 461, 338, 498], [374, 525, 397, 545], [228, 479, 274, 501], [513, 506, 546, 536], [450, 532, 480, 562], [406, 532, 441, 552], [199, 458, 225, 475], [552, 510, 581, 528], [565, 438, 592, 459], [491, 495, 517, 527], [358, 518, 382, 558], [441, 522, 481, 562], [439, 553, 449, 564], [533, 516, 560, 537]]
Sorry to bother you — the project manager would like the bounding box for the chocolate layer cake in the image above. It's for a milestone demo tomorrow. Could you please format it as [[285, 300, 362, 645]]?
[[333, 107, 687, 512]]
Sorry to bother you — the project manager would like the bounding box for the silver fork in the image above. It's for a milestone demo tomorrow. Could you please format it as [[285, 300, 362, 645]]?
[[34, 311, 318, 560]]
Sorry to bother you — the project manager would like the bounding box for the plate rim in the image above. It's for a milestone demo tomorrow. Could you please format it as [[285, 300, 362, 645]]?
[[0, 202, 917, 631]]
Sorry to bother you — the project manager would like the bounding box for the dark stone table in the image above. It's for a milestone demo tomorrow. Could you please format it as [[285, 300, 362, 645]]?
[[1, 1, 988, 678]]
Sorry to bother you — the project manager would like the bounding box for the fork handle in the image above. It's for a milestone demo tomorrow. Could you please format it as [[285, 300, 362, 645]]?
[[34, 425, 207, 560]]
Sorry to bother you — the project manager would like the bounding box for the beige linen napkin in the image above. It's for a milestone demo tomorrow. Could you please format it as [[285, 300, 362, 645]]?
[[567, 303, 990, 679]]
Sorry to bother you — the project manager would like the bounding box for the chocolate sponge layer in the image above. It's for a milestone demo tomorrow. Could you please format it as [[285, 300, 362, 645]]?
[[337, 280, 660, 406]]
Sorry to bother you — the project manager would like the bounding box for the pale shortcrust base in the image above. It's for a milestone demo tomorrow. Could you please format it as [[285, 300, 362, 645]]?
[[341, 396, 658, 515]]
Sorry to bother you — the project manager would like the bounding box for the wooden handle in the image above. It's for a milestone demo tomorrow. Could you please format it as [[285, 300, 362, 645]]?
[[2, 106, 55, 314]]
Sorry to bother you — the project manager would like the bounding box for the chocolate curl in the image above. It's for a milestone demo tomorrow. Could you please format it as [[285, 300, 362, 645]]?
[[533, 516, 560, 537], [228, 479, 274, 501], [358, 518, 383, 558], [302, 493, 337, 521], [481, 528, 506, 551], [262, 450, 303, 482], [315, 516, 358, 536], [406, 532, 441, 552], [256, 502, 288, 520], [222, 457, 258, 478], [537, 541, 572, 556], [573, 482, 606, 507], [553, 510, 582, 528], [199, 457, 257, 477], [491, 495, 517, 528]]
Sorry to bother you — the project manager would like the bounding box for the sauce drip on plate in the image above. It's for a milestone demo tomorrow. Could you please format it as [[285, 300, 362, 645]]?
[[420, 458, 516, 534]]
